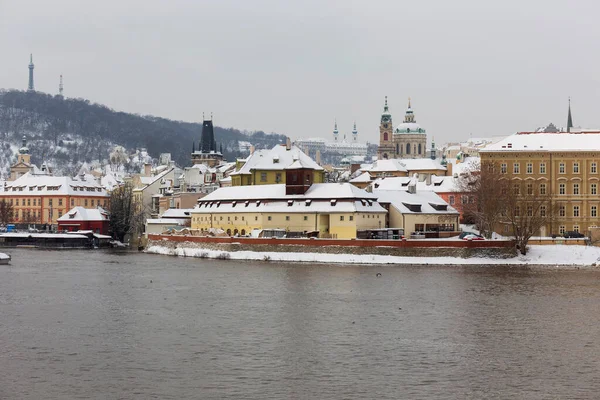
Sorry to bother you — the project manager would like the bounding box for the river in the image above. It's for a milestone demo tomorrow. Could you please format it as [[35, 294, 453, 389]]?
[[1, 249, 599, 399]]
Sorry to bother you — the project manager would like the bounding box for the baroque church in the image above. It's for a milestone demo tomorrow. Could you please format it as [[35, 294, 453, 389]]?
[[377, 97, 427, 160]]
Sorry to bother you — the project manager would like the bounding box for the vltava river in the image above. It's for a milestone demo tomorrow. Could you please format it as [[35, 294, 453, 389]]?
[[1, 249, 599, 399]]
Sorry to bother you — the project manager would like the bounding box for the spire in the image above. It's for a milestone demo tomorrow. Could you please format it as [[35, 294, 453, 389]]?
[[567, 97, 573, 133], [404, 97, 415, 123], [384, 96, 389, 113], [58, 74, 64, 97], [192, 141, 195, 153], [27, 54, 35, 92], [352, 121, 357, 134], [333, 118, 339, 141], [352, 121, 358, 142], [408, 97, 412, 109]]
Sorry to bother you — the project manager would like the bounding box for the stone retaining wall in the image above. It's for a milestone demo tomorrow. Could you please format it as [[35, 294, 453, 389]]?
[[148, 235, 516, 259]]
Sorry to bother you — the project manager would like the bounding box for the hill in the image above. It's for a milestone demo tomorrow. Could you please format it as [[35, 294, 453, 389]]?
[[0, 89, 287, 174]]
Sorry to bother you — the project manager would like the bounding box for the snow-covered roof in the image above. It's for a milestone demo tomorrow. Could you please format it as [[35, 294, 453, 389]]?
[[395, 122, 425, 133], [230, 145, 323, 175], [2, 172, 108, 197], [350, 171, 373, 183], [146, 218, 189, 225], [374, 189, 459, 215], [57, 206, 109, 222], [363, 158, 446, 174], [365, 159, 408, 173], [481, 133, 600, 152], [161, 208, 192, 218], [137, 167, 174, 188]]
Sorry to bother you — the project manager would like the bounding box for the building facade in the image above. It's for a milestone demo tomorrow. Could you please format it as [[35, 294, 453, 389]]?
[[481, 133, 600, 236]]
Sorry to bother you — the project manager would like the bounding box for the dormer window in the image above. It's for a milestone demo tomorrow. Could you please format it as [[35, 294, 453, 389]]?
[[305, 199, 312, 207], [256, 200, 261, 206], [232, 201, 237, 208], [216, 201, 221, 207], [245, 200, 250, 207], [287, 200, 293, 207], [330, 199, 337, 206]]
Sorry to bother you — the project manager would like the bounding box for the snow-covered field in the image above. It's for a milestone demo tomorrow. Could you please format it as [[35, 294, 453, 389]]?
[[146, 244, 600, 267]]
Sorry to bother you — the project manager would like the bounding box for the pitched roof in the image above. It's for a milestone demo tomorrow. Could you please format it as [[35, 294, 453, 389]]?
[[2, 172, 108, 197], [230, 145, 323, 175], [374, 189, 459, 215], [57, 206, 109, 222], [481, 133, 600, 152]]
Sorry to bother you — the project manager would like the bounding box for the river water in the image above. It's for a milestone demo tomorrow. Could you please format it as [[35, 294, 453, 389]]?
[[1, 249, 599, 399]]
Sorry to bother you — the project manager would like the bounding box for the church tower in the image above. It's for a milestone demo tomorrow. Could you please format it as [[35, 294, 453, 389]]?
[[333, 119, 339, 142], [27, 54, 35, 92], [377, 96, 395, 159]]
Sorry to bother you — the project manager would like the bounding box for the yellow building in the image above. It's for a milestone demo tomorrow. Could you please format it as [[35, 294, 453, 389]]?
[[480, 132, 600, 236], [230, 144, 325, 186], [0, 172, 110, 226], [190, 181, 387, 239]]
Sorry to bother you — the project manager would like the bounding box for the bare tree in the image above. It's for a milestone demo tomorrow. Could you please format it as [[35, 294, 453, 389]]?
[[0, 200, 14, 226], [501, 179, 556, 255], [457, 160, 509, 238], [109, 182, 145, 242]]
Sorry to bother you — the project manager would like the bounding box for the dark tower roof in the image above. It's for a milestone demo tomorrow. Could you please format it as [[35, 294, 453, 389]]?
[[200, 120, 215, 153], [567, 98, 573, 133]]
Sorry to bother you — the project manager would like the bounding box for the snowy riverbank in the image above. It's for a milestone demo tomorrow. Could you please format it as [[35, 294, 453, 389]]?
[[146, 244, 600, 267]]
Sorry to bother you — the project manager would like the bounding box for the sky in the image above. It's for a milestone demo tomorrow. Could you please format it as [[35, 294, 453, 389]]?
[[1, 0, 599, 145]]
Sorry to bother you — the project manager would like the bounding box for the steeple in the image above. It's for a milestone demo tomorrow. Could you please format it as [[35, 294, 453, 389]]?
[[333, 119, 339, 141], [58, 75, 64, 97], [27, 54, 35, 92], [352, 121, 358, 142], [567, 97, 573, 133], [430, 138, 436, 160], [384, 96, 389, 113], [404, 97, 415, 123]]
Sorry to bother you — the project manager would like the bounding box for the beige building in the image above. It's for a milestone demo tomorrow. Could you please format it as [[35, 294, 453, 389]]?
[[190, 180, 387, 239], [481, 132, 600, 236]]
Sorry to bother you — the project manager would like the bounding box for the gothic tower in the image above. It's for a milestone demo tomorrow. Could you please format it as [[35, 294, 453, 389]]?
[[27, 54, 35, 92], [377, 96, 395, 159]]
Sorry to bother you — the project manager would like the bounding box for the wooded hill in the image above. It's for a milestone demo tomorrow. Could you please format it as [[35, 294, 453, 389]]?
[[0, 89, 286, 169]]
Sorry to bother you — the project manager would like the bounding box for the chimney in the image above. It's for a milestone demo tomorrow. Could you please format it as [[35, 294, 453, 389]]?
[[408, 183, 417, 194], [316, 150, 322, 165], [426, 174, 432, 185], [144, 163, 152, 177], [446, 162, 453, 177], [286, 137, 291, 151], [350, 163, 360, 175], [250, 145, 255, 155]]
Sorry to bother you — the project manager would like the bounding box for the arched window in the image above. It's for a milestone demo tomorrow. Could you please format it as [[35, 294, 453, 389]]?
[[383, 132, 388, 141], [406, 143, 411, 154], [234, 229, 239, 236], [396, 143, 399, 154], [226, 229, 232, 236], [241, 229, 246, 236], [418, 143, 422, 154]]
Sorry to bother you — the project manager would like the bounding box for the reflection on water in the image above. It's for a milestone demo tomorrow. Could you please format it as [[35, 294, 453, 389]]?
[[1, 249, 600, 399]]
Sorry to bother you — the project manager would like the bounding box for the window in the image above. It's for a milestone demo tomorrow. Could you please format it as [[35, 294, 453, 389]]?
[[527, 206, 533, 216], [573, 163, 579, 173], [559, 225, 566, 235], [573, 225, 580, 233], [592, 163, 597, 174], [340, 216, 344, 221], [268, 216, 272, 221], [33, 199, 36, 206], [559, 183, 565, 195], [59, 199, 63, 206], [84, 199, 88, 207], [540, 163, 546, 174], [573, 206, 580, 217], [461, 195, 468, 204], [71, 199, 74, 206], [15, 199, 19, 206], [527, 183, 533, 195], [49, 199, 53, 206], [449, 195, 455, 205], [592, 206, 597, 217], [559, 163, 565, 174], [513, 163, 520, 174], [559, 205, 566, 217], [515, 206, 520, 216], [526, 163, 533, 174], [285, 216, 290, 221], [573, 183, 579, 195], [513, 184, 520, 195], [501, 163, 507, 174], [540, 206, 546, 217], [349, 216, 354, 221], [303, 216, 308, 221], [255, 216, 258, 221], [27, 199, 30, 206], [592, 183, 597, 195], [260, 172, 267, 182], [275, 173, 282, 183], [540, 184, 547, 195]]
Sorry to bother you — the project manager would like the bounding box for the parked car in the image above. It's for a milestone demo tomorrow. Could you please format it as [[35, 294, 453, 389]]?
[[459, 232, 484, 240], [563, 231, 585, 239], [462, 233, 485, 241]]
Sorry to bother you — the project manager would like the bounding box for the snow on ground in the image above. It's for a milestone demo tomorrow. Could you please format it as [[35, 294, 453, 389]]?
[[146, 244, 600, 267]]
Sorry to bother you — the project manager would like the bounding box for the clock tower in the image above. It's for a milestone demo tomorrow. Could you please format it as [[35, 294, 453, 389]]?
[[377, 96, 395, 159]]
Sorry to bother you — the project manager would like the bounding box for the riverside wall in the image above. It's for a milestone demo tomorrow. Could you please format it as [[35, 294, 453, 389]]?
[[147, 234, 517, 259]]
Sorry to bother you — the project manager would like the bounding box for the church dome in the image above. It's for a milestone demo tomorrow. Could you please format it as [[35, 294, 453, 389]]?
[[394, 122, 425, 134]]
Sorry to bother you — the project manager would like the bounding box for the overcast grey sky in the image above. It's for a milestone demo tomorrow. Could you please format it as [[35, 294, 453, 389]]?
[[1, 0, 599, 144]]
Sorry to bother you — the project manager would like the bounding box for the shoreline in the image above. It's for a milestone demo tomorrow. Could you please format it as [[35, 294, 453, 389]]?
[[145, 244, 600, 269]]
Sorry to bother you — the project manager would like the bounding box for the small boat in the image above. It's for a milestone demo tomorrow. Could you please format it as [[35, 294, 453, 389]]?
[[0, 252, 11, 265]]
